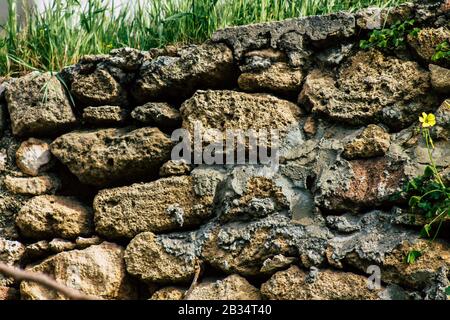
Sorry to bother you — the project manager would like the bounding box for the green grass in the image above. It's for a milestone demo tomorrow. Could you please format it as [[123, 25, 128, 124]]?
[[0, 0, 407, 76]]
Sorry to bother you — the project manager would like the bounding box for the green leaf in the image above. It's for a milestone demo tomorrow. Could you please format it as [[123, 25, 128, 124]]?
[[405, 250, 422, 264], [446, 286, 450, 296], [423, 165, 435, 177], [408, 196, 421, 207]]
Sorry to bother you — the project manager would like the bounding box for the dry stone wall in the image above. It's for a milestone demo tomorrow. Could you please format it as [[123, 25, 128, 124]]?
[[0, 0, 449, 300]]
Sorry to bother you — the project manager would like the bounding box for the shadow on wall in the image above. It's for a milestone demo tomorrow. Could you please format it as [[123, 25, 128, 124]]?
[[0, 0, 35, 26]]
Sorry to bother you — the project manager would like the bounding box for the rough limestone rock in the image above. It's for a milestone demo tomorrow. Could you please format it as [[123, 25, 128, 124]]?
[[407, 27, 450, 62], [299, 49, 435, 129], [50, 127, 172, 186], [15, 195, 93, 239], [159, 160, 191, 177], [151, 287, 185, 300], [4, 175, 60, 195], [20, 242, 137, 300], [181, 90, 302, 144], [315, 158, 406, 212], [238, 62, 303, 95], [4, 72, 76, 136], [94, 176, 216, 239], [15, 138, 54, 176], [261, 266, 381, 300], [429, 64, 450, 93], [133, 43, 235, 103], [0, 239, 25, 286], [71, 68, 127, 106], [342, 124, 391, 159], [124, 232, 198, 284], [201, 213, 331, 276], [186, 274, 261, 300], [82, 106, 128, 126]]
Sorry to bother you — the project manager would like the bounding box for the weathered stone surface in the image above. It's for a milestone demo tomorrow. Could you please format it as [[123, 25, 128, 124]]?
[[435, 99, 450, 136], [159, 160, 191, 177], [429, 64, 450, 93], [212, 12, 355, 61], [4, 174, 60, 195], [50, 127, 172, 186], [201, 213, 331, 276], [299, 50, 435, 129], [260, 254, 296, 273], [261, 265, 381, 300], [0, 286, 18, 300], [4, 72, 76, 136], [342, 124, 391, 159], [0, 239, 25, 286], [16, 195, 93, 239], [124, 231, 199, 284], [21, 242, 137, 300], [150, 287, 185, 300], [324, 210, 447, 293], [94, 176, 216, 239], [15, 138, 54, 177], [315, 158, 406, 212], [186, 274, 261, 300], [238, 62, 303, 95], [131, 102, 181, 127], [181, 90, 302, 145], [71, 68, 127, 106], [133, 43, 235, 103], [82, 106, 128, 126], [407, 27, 450, 62], [214, 168, 289, 222]]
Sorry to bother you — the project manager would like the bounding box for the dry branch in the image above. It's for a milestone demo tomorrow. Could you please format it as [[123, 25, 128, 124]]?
[[0, 262, 101, 300]]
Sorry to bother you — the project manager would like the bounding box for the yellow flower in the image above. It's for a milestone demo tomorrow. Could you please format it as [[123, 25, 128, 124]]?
[[419, 112, 436, 128]]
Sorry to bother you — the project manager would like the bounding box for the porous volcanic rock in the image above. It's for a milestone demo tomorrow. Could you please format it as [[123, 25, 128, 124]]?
[[82, 106, 128, 126], [342, 124, 391, 159], [429, 64, 450, 93], [314, 157, 406, 212], [133, 43, 236, 103], [186, 274, 261, 300], [71, 68, 127, 106], [4, 175, 60, 195], [181, 90, 302, 145], [15, 195, 93, 240], [150, 287, 185, 300], [50, 127, 172, 186], [299, 49, 435, 130], [131, 102, 181, 127], [4, 72, 76, 136], [261, 265, 381, 300], [0, 239, 25, 286], [124, 231, 199, 284], [407, 27, 450, 63], [94, 175, 217, 239], [20, 242, 137, 300], [238, 62, 303, 95]]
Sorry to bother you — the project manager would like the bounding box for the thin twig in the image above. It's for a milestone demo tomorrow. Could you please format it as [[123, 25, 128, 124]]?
[[0, 262, 100, 300], [183, 261, 202, 300]]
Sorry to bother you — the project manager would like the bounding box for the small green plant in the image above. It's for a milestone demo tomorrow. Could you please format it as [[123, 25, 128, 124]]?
[[360, 19, 420, 50], [432, 40, 450, 62], [401, 112, 450, 263], [405, 250, 422, 265]]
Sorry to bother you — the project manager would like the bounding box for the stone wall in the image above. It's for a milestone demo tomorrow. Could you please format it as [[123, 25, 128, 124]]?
[[0, 1, 449, 300]]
